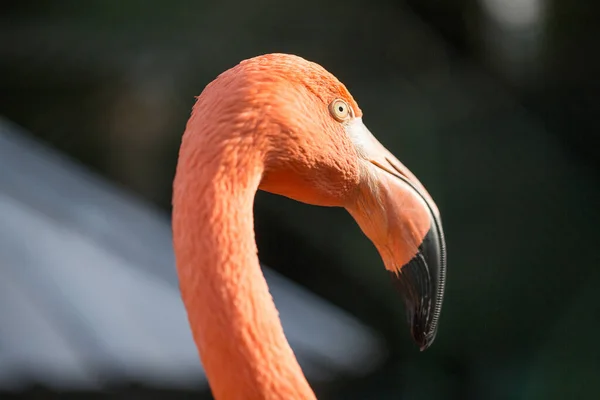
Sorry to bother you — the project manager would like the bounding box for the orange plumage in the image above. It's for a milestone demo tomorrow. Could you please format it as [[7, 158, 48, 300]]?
[[172, 53, 447, 399]]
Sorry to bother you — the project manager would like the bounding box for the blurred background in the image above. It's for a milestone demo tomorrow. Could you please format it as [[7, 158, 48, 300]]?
[[1, 0, 599, 399]]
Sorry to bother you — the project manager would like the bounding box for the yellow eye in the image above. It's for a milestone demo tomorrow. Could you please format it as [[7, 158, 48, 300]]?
[[329, 99, 352, 122]]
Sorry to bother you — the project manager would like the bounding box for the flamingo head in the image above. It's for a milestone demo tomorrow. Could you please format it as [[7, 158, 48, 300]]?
[[196, 53, 447, 351]]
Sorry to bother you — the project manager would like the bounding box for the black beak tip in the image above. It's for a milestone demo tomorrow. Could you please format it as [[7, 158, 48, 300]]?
[[407, 302, 436, 351], [413, 322, 436, 352], [390, 223, 446, 352]]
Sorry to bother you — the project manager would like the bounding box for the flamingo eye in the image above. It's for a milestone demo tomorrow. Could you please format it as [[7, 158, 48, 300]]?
[[329, 99, 352, 122]]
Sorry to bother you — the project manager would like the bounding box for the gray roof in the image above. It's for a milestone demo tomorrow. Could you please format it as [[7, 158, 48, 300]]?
[[0, 117, 384, 391]]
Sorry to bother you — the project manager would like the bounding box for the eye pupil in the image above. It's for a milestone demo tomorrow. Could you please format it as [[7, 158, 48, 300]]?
[[338, 106, 344, 112]]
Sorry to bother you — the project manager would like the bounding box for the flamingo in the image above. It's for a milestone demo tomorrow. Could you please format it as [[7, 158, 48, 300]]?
[[172, 53, 447, 400]]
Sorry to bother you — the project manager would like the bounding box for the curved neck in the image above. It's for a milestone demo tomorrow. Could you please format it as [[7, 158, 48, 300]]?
[[172, 133, 316, 400]]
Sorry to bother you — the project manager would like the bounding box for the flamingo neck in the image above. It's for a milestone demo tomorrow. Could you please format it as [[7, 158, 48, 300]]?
[[172, 133, 316, 400]]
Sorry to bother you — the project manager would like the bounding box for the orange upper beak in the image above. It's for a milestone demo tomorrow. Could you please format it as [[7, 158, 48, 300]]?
[[345, 119, 447, 351]]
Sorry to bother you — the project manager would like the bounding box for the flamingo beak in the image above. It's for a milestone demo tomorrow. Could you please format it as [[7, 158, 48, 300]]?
[[345, 119, 447, 351]]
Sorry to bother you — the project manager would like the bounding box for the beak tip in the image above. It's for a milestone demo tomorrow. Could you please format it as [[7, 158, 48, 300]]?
[[410, 317, 436, 351], [390, 224, 446, 353], [415, 332, 435, 352]]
